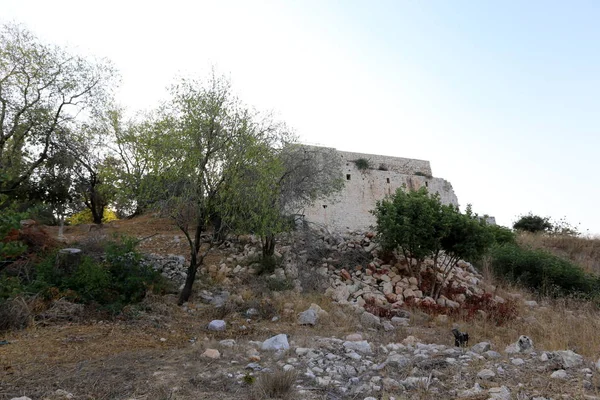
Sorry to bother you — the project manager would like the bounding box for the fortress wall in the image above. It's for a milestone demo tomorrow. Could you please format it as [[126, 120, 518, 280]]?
[[337, 150, 433, 176], [302, 149, 458, 232]]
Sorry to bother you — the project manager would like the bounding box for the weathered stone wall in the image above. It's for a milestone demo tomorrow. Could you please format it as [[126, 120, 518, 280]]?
[[303, 148, 459, 232]]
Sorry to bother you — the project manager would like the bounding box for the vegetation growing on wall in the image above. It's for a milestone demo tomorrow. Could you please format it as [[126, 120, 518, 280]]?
[[352, 158, 372, 170]]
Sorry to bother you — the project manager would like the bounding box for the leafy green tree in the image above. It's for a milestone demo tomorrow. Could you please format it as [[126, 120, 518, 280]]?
[[64, 117, 120, 224], [513, 213, 553, 233], [373, 188, 494, 299], [0, 23, 115, 202], [143, 74, 282, 304], [227, 143, 344, 260], [373, 187, 446, 283], [431, 205, 494, 299]]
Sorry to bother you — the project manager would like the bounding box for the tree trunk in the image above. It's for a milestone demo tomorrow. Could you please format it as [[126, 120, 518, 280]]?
[[262, 233, 276, 258], [58, 212, 65, 240], [178, 251, 198, 305], [55, 248, 82, 276], [178, 221, 209, 305]]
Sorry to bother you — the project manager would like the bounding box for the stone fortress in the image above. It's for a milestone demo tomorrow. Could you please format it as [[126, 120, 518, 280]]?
[[302, 147, 459, 232]]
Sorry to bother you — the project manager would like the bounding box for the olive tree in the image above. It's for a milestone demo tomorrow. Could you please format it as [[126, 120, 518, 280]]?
[[0, 23, 115, 203], [143, 75, 285, 304]]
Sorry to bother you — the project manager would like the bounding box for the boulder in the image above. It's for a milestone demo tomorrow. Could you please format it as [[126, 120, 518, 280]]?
[[261, 334, 289, 351], [298, 309, 318, 325], [360, 311, 381, 328], [553, 350, 584, 369], [342, 340, 372, 354], [471, 342, 491, 354]]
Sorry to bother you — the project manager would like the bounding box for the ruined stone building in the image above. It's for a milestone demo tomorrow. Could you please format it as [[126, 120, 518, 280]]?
[[302, 147, 459, 232]]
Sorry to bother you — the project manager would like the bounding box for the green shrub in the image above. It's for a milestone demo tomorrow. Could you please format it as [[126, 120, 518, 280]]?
[[0, 210, 28, 265], [353, 158, 371, 170], [266, 278, 294, 292], [489, 244, 596, 296], [0, 276, 25, 301], [254, 254, 280, 275], [488, 225, 517, 245], [26, 235, 166, 312], [513, 213, 552, 233], [104, 236, 166, 305], [64, 256, 112, 303]]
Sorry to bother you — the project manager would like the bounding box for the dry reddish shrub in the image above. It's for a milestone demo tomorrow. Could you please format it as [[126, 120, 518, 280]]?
[[363, 296, 397, 319], [405, 292, 518, 326]]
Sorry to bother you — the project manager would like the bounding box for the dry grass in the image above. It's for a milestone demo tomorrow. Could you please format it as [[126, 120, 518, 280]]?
[[517, 232, 600, 275], [0, 296, 31, 331], [251, 370, 298, 399]]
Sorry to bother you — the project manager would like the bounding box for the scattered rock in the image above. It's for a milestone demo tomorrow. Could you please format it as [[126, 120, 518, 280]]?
[[471, 342, 491, 354], [488, 386, 511, 400], [343, 340, 372, 354], [261, 334, 289, 351], [201, 349, 221, 359], [477, 368, 496, 380], [298, 308, 318, 325], [207, 320, 226, 331], [553, 350, 584, 369], [360, 311, 381, 328], [524, 300, 538, 307], [551, 369, 568, 379]]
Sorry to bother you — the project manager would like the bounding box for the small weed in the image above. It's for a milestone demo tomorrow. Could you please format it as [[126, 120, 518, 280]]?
[[243, 373, 256, 385], [266, 278, 294, 292]]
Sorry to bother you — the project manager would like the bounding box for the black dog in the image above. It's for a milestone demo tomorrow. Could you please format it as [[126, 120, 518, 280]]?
[[452, 328, 469, 347]]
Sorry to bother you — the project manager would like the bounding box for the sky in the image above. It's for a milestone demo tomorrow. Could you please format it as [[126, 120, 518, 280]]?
[[3, 0, 599, 234]]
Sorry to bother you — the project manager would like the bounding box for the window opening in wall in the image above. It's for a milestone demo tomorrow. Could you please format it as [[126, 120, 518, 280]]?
[[425, 181, 429, 187], [346, 174, 351, 180], [386, 178, 390, 184]]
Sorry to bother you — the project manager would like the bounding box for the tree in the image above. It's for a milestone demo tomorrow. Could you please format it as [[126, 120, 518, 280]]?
[[144, 74, 282, 304], [0, 23, 115, 203], [64, 114, 120, 224], [373, 187, 446, 283], [431, 205, 493, 299], [226, 143, 344, 261], [373, 187, 494, 299], [513, 213, 553, 233]]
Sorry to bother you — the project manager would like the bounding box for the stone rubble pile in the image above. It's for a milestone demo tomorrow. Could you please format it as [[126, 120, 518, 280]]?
[[151, 226, 505, 317], [190, 331, 596, 400], [142, 254, 187, 283]]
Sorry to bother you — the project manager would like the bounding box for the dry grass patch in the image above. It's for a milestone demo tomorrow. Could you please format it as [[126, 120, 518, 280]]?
[[517, 232, 600, 275], [251, 369, 298, 400]]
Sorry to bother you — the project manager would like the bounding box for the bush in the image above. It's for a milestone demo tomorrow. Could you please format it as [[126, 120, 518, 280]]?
[[488, 225, 517, 245], [23, 235, 166, 313], [353, 158, 371, 170], [513, 214, 552, 233], [372, 187, 493, 299], [489, 244, 597, 296], [0, 210, 28, 265], [104, 236, 166, 305], [66, 208, 119, 225]]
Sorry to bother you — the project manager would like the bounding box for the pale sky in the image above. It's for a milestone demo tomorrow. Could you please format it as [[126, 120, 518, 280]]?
[[3, 0, 599, 234]]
